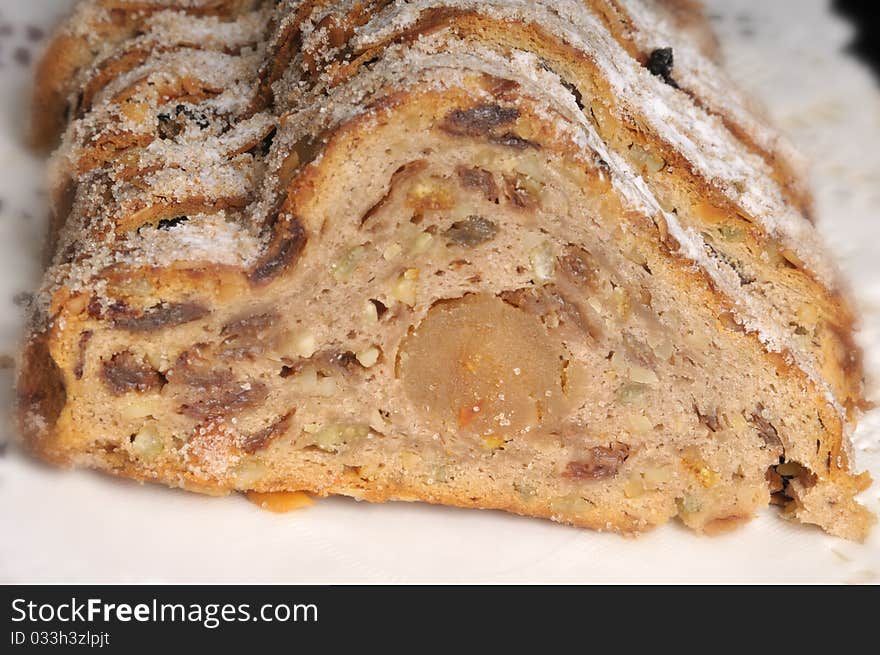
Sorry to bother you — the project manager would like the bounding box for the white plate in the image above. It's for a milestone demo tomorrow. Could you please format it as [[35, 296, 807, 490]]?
[[1, 0, 878, 584]]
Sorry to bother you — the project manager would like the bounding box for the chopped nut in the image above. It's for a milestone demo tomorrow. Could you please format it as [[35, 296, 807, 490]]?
[[307, 423, 370, 453], [613, 287, 631, 320], [529, 242, 555, 284], [382, 243, 403, 260], [130, 422, 163, 460], [627, 414, 653, 434], [628, 363, 659, 385], [391, 268, 419, 306], [749, 405, 782, 450], [504, 172, 542, 209], [356, 346, 381, 368], [410, 231, 434, 255], [717, 224, 745, 242], [284, 330, 316, 358], [332, 245, 368, 281], [287, 365, 337, 397], [363, 300, 379, 324], [623, 475, 646, 498], [549, 494, 593, 517], [400, 451, 421, 470], [694, 405, 721, 432], [647, 334, 674, 360], [677, 494, 702, 515], [233, 458, 268, 487], [615, 382, 648, 405], [643, 464, 674, 488], [588, 103, 611, 135], [628, 143, 666, 174], [513, 480, 537, 500]]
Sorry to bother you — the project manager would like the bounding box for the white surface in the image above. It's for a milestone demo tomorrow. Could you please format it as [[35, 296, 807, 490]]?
[[1, 0, 878, 584]]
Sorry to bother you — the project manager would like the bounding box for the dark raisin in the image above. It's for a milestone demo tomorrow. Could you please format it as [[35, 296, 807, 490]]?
[[250, 216, 307, 284], [489, 132, 540, 149], [456, 166, 499, 202], [440, 104, 519, 137], [248, 127, 277, 157], [749, 404, 783, 450], [113, 302, 209, 332], [102, 351, 165, 395], [74, 330, 93, 380], [694, 404, 720, 432], [326, 350, 361, 372], [175, 104, 210, 129], [564, 443, 631, 480], [558, 246, 598, 289], [561, 78, 584, 110], [156, 216, 189, 230], [221, 312, 278, 339], [241, 412, 293, 454], [179, 381, 268, 419], [646, 47, 679, 88], [444, 216, 499, 248], [503, 174, 539, 210], [369, 299, 388, 318], [157, 113, 182, 140]]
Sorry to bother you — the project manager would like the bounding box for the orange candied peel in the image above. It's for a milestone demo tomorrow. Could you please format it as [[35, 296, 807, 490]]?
[[246, 490, 315, 513]]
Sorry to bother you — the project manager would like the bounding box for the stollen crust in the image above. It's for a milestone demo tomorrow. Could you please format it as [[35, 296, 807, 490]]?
[[18, 0, 874, 540]]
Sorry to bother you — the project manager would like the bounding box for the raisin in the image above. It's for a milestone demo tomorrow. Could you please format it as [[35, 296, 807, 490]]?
[[102, 351, 165, 395], [221, 312, 278, 340], [241, 412, 293, 454], [500, 286, 595, 338], [176, 369, 267, 419], [325, 350, 361, 373], [489, 132, 540, 149], [646, 47, 679, 88], [558, 246, 598, 289], [250, 216, 307, 284], [694, 404, 720, 432], [440, 104, 519, 137], [248, 127, 277, 157], [156, 216, 188, 230], [157, 113, 182, 140], [369, 298, 388, 318], [74, 330, 93, 380], [113, 302, 209, 332], [503, 173, 540, 209], [456, 166, 498, 202], [481, 74, 520, 98], [444, 216, 499, 247], [564, 443, 631, 480], [749, 405, 782, 450], [175, 104, 209, 129]]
